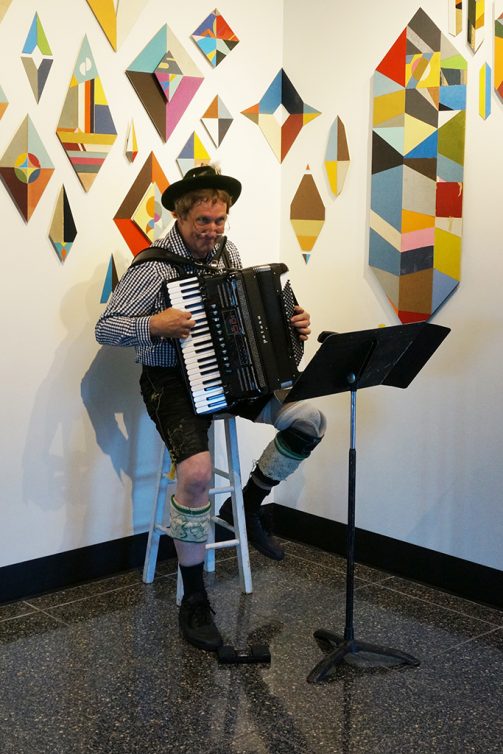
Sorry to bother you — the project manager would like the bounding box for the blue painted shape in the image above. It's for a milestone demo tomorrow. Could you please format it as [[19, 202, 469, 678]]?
[[260, 70, 282, 113], [373, 71, 403, 96], [128, 26, 166, 73], [437, 154, 463, 182], [369, 229, 401, 275], [431, 269, 459, 312], [100, 255, 115, 303], [371, 165, 403, 231], [406, 130, 438, 159], [439, 85, 466, 111]]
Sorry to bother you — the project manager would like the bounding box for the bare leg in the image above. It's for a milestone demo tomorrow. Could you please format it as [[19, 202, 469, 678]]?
[[173, 451, 212, 566]]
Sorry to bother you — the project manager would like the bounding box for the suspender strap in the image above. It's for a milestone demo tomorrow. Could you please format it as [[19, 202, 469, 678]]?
[[130, 235, 234, 272]]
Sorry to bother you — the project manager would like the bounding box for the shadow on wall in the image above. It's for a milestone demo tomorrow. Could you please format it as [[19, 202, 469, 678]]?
[[21, 280, 159, 542]]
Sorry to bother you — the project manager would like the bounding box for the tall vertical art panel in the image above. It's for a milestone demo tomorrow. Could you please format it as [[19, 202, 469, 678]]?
[[56, 37, 117, 191], [290, 166, 325, 264], [21, 13, 53, 102], [369, 8, 467, 323], [494, 12, 503, 99], [468, 0, 484, 52], [0, 86, 8, 120]]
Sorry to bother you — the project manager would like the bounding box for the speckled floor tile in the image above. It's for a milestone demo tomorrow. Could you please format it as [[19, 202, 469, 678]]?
[[25, 568, 144, 610], [283, 539, 394, 584], [0, 600, 35, 622]]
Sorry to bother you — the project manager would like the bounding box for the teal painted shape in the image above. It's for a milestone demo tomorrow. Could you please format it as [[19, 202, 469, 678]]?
[[128, 26, 166, 72], [373, 71, 404, 96], [100, 255, 117, 303], [437, 154, 463, 182], [371, 165, 403, 231], [373, 126, 404, 155]]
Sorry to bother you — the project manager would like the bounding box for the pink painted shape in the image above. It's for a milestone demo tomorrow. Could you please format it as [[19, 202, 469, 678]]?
[[164, 76, 203, 139], [401, 227, 435, 252]]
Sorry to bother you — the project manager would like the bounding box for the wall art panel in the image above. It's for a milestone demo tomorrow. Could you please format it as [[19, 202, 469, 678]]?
[[191, 8, 239, 67], [21, 13, 53, 102]]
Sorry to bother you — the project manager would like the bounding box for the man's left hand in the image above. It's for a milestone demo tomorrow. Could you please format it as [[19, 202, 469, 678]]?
[[290, 306, 311, 341]]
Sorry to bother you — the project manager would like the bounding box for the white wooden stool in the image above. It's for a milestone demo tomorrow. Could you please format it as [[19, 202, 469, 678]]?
[[142, 414, 252, 604]]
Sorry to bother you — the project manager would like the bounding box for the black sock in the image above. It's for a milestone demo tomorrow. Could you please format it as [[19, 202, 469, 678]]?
[[242, 470, 279, 514], [179, 562, 205, 600]]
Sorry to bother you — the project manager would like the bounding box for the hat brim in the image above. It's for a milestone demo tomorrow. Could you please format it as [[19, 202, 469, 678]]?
[[161, 174, 242, 211]]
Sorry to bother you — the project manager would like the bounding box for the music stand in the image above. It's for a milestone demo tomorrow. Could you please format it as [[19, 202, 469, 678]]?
[[285, 321, 450, 683]]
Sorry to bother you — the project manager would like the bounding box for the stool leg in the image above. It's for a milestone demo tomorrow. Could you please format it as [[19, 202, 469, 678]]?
[[143, 445, 172, 584], [225, 417, 253, 594]]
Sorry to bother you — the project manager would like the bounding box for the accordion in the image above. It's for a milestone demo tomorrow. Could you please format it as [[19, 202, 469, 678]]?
[[166, 263, 304, 415]]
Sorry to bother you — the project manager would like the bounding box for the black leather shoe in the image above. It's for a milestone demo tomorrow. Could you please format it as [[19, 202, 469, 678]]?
[[179, 592, 223, 651], [218, 499, 285, 561]]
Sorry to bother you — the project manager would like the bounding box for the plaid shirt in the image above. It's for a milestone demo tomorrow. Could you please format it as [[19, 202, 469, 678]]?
[[95, 224, 242, 366]]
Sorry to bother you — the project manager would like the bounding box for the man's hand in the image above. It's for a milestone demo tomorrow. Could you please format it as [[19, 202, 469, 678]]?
[[290, 305, 311, 341], [149, 307, 196, 339]]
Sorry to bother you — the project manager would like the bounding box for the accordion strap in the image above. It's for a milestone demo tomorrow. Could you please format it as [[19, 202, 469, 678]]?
[[130, 235, 235, 273]]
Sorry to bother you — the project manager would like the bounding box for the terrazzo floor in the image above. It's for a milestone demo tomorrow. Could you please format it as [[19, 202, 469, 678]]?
[[1, 540, 502, 754]]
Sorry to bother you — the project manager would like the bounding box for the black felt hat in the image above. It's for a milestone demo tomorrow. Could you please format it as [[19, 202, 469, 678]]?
[[161, 165, 242, 210]]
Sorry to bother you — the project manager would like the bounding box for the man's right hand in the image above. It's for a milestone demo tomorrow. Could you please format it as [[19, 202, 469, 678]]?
[[149, 308, 196, 339]]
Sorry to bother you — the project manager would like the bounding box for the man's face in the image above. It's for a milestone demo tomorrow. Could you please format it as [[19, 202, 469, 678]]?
[[176, 199, 228, 259]]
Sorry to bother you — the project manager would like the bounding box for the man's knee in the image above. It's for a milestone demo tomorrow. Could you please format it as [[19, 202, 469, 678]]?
[[176, 452, 213, 501], [275, 402, 327, 440]]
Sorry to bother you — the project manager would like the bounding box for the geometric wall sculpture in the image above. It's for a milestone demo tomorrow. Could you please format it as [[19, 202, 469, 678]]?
[[201, 95, 233, 147], [242, 69, 321, 163], [0, 86, 8, 120], [191, 9, 239, 67], [0, 115, 54, 222], [495, 12, 503, 99], [56, 37, 117, 192], [114, 152, 171, 256], [21, 13, 53, 103], [0, 1, 12, 23], [324, 116, 350, 197], [85, 0, 148, 51], [479, 63, 492, 119], [369, 8, 467, 323], [176, 132, 211, 176], [448, 0, 463, 37], [49, 186, 77, 263], [290, 166, 325, 264], [126, 120, 138, 163], [126, 25, 204, 143], [468, 0, 484, 53], [100, 254, 119, 303]]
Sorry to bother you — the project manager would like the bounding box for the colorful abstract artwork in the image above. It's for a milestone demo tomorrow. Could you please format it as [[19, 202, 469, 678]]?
[[324, 116, 350, 197], [86, 0, 148, 51], [479, 63, 491, 119], [201, 95, 233, 147], [290, 167, 325, 264], [176, 132, 211, 176], [0, 1, 12, 23], [49, 186, 77, 263], [100, 254, 119, 303], [242, 69, 320, 163], [495, 13, 503, 98], [0, 115, 54, 222], [449, 0, 463, 36], [21, 13, 53, 103], [468, 0, 484, 52], [114, 152, 171, 255], [191, 9, 239, 67], [126, 25, 203, 143], [0, 86, 8, 120], [56, 37, 117, 192], [369, 8, 467, 323], [126, 120, 138, 162]]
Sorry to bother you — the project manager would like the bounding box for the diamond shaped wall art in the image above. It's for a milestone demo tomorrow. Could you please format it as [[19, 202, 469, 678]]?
[[0, 115, 54, 221], [49, 186, 77, 263], [21, 13, 53, 103], [114, 152, 171, 255], [126, 25, 203, 143], [468, 0, 484, 52], [201, 95, 233, 147], [290, 166, 325, 264], [242, 69, 321, 163], [176, 132, 211, 175], [369, 8, 467, 323], [0, 1, 12, 23], [325, 116, 350, 197], [86, 0, 148, 51], [0, 86, 8, 120], [100, 254, 119, 303], [479, 63, 491, 119], [56, 36, 117, 192], [495, 12, 503, 99], [191, 9, 239, 67], [449, 0, 463, 37], [126, 120, 138, 162]]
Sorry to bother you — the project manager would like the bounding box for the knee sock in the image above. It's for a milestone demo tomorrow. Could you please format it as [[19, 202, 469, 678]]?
[[179, 562, 206, 599]]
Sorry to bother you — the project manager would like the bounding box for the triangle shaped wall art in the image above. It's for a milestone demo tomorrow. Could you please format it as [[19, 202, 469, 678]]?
[[495, 12, 503, 99], [0, 85, 8, 120], [242, 69, 321, 163], [191, 8, 239, 67], [21, 13, 53, 103], [201, 95, 233, 147], [176, 131, 211, 175], [86, 0, 148, 51], [0, 114, 54, 222], [324, 116, 350, 197], [369, 8, 467, 324], [100, 254, 119, 302], [290, 166, 325, 264], [114, 151, 171, 255], [56, 36, 117, 192], [49, 186, 77, 263], [126, 120, 138, 162], [468, 0, 484, 53], [126, 25, 204, 143]]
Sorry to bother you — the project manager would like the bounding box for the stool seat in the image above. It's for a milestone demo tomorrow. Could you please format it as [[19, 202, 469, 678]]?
[[142, 414, 252, 604]]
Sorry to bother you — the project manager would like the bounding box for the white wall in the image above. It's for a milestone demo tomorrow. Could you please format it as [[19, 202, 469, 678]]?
[[1, 0, 501, 575], [279, 0, 503, 570]]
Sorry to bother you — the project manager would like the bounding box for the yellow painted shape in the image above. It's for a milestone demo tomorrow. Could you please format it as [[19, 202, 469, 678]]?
[[373, 91, 406, 126], [291, 219, 324, 251], [94, 77, 107, 106], [434, 227, 461, 280], [402, 210, 435, 233], [495, 35, 503, 91], [403, 113, 436, 154], [406, 52, 440, 89], [57, 130, 116, 145], [193, 134, 210, 161], [87, 0, 117, 50], [325, 160, 350, 196]]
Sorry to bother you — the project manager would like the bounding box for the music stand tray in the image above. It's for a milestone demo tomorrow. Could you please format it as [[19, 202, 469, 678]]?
[[285, 321, 450, 683]]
